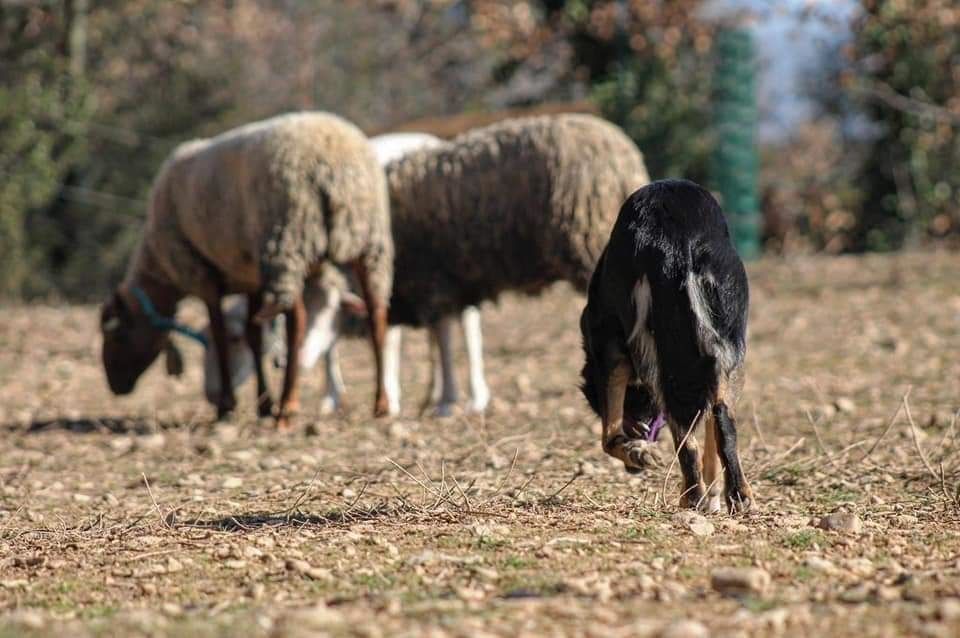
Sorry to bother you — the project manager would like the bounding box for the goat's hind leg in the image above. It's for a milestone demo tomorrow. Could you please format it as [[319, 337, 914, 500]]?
[[701, 415, 723, 513], [712, 400, 753, 513], [667, 411, 707, 510]]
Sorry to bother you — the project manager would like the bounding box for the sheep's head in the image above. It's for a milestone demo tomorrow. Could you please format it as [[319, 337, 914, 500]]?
[[100, 289, 179, 395]]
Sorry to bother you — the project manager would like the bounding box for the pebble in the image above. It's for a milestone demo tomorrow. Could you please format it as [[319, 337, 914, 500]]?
[[673, 512, 714, 537], [285, 558, 332, 581], [816, 512, 863, 534], [839, 584, 871, 604], [711, 567, 771, 596], [659, 619, 709, 638], [804, 556, 837, 575], [835, 397, 857, 413], [936, 599, 960, 621], [222, 477, 243, 489]]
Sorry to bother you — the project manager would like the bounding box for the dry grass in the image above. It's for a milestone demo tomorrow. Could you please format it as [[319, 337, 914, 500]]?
[[1, 252, 959, 637]]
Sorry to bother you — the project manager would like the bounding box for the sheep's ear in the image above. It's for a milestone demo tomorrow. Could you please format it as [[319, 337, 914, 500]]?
[[164, 339, 185, 377], [342, 291, 368, 318]]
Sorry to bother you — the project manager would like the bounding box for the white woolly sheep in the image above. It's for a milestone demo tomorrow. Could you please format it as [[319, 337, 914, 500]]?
[[199, 132, 486, 417], [99, 111, 394, 427]]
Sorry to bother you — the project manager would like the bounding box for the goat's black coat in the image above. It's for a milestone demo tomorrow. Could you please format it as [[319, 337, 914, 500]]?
[[580, 178, 748, 437]]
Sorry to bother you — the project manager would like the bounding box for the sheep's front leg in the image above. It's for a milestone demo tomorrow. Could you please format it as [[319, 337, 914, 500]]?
[[353, 260, 390, 417], [461, 306, 490, 414], [276, 295, 306, 430], [206, 300, 237, 420], [245, 294, 273, 418], [431, 316, 459, 418], [383, 326, 403, 416], [319, 343, 346, 415]]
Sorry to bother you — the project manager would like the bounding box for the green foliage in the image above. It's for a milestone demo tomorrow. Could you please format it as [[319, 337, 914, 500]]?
[[0, 41, 91, 297], [850, 0, 960, 249], [593, 55, 713, 183]]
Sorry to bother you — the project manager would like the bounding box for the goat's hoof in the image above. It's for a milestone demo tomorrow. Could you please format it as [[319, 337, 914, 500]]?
[[725, 489, 753, 515], [622, 439, 661, 474], [701, 494, 723, 514]]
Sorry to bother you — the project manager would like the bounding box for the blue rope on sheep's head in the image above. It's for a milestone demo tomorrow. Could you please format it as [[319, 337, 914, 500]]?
[[130, 286, 209, 349]]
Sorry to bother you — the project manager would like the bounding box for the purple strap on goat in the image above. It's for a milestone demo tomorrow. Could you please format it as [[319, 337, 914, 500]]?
[[646, 413, 666, 442]]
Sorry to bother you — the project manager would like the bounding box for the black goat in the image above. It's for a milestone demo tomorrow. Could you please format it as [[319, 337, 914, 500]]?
[[580, 179, 753, 513]]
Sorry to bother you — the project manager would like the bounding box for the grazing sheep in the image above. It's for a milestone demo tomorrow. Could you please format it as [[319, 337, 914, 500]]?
[[377, 113, 649, 414], [579, 179, 752, 513], [99, 111, 394, 427], [199, 132, 465, 417]]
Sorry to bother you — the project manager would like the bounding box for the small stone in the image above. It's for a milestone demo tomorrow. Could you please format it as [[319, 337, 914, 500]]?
[[1, 579, 29, 589], [936, 599, 960, 621], [711, 567, 771, 596], [816, 512, 863, 534], [285, 558, 332, 581], [247, 582, 266, 600], [136, 433, 166, 450], [222, 476, 243, 489], [161, 602, 183, 617], [840, 584, 871, 604], [9, 609, 45, 630], [673, 512, 714, 537], [164, 557, 183, 574], [659, 619, 708, 638], [73, 493, 91, 503], [103, 493, 120, 507], [835, 397, 856, 414], [804, 556, 837, 575], [224, 559, 247, 570]]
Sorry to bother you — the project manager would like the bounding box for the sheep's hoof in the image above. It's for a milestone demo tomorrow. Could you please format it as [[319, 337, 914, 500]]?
[[318, 396, 340, 416], [257, 397, 274, 419], [432, 402, 456, 419], [373, 395, 391, 418], [275, 415, 293, 431], [216, 397, 237, 421]]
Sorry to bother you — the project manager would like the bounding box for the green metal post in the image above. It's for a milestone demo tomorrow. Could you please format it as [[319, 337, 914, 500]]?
[[711, 27, 760, 259]]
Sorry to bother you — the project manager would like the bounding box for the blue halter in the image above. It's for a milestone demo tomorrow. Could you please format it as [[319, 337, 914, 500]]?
[[130, 286, 209, 349]]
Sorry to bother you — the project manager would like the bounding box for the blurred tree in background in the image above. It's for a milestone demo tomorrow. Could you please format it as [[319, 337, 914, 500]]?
[[848, 0, 960, 250]]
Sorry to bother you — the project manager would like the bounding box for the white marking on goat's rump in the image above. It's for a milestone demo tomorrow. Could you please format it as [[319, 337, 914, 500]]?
[[627, 278, 660, 400], [685, 271, 737, 374]]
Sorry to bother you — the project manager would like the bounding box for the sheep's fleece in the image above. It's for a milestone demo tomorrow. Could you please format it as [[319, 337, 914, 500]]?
[[385, 113, 649, 327], [126, 111, 392, 309]]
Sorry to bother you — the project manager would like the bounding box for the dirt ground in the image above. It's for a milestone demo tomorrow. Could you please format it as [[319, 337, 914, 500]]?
[[1, 252, 959, 637]]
